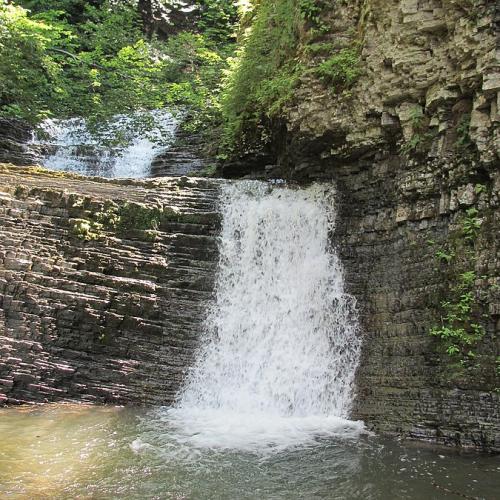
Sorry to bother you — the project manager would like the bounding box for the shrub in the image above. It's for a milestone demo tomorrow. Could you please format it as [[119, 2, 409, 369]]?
[[315, 47, 361, 90], [221, 0, 304, 148]]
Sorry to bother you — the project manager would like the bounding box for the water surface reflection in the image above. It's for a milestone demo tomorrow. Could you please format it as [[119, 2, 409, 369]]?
[[0, 405, 498, 499]]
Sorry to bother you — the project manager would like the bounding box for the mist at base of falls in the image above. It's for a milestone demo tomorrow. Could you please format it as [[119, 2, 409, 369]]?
[[167, 181, 363, 452]]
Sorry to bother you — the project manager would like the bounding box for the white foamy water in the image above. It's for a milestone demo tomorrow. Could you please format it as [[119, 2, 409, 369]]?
[[166, 181, 363, 452], [30, 109, 178, 178]]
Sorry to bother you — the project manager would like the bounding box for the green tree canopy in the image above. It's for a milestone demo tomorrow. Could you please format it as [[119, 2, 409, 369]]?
[[0, 0, 237, 136]]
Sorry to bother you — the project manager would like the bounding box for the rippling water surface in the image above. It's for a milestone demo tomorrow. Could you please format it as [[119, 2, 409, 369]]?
[[0, 405, 498, 500]]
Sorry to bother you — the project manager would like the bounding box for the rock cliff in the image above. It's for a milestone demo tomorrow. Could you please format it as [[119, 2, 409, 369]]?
[[223, 0, 500, 451], [0, 119, 36, 166], [283, 0, 499, 173], [0, 164, 219, 405]]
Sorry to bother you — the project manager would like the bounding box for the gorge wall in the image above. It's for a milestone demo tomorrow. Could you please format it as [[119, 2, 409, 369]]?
[[0, 119, 36, 166], [0, 164, 219, 405], [223, 0, 499, 451]]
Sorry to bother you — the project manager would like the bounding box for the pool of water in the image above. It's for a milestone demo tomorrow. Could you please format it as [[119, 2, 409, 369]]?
[[0, 405, 498, 499]]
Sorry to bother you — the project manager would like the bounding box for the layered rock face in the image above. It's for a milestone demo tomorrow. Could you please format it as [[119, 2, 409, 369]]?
[[0, 164, 220, 405], [150, 129, 212, 177], [334, 151, 499, 452], [280, 0, 498, 170], [0, 119, 36, 167], [314, 0, 500, 452], [225, 0, 500, 450]]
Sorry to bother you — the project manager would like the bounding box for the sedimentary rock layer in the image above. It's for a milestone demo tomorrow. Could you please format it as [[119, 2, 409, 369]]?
[[0, 119, 36, 167], [333, 154, 500, 453], [0, 164, 220, 405], [223, 0, 500, 451]]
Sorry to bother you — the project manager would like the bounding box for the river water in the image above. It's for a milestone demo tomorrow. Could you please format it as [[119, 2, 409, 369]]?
[[0, 404, 498, 499]]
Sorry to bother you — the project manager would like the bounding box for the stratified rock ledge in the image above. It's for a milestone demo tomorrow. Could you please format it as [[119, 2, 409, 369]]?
[[0, 164, 221, 406]]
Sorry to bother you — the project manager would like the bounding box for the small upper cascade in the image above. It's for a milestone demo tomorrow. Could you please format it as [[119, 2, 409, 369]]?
[[29, 110, 178, 178]]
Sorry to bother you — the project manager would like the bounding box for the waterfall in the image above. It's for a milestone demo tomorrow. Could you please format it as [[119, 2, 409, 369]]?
[[29, 110, 178, 178], [166, 181, 364, 452]]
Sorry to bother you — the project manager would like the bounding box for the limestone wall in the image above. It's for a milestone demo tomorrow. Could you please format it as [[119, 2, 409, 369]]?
[[333, 155, 499, 452], [0, 119, 36, 166], [283, 0, 498, 171], [222, 0, 500, 451], [0, 164, 220, 405]]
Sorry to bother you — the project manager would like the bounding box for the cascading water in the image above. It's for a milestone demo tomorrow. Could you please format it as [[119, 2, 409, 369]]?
[[165, 181, 364, 452], [29, 109, 178, 178]]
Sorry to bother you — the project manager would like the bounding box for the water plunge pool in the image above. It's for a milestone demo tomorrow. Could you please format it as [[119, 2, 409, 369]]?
[[1, 404, 498, 499]]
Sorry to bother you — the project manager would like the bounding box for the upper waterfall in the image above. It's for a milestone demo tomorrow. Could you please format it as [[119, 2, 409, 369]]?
[[29, 110, 178, 178], [165, 181, 363, 452]]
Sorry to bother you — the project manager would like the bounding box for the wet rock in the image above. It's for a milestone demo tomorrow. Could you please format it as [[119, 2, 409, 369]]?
[[0, 164, 220, 406], [0, 119, 37, 166], [150, 129, 211, 177]]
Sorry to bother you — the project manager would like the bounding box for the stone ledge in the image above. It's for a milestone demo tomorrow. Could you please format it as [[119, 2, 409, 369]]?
[[0, 163, 221, 406]]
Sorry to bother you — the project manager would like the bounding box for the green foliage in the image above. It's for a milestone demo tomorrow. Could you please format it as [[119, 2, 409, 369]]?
[[221, 0, 364, 152], [303, 41, 336, 56], [1, 0, 237, 139], [195, 164, 218, 177], [400, 108, 436, 155], [116, 203, 163, 231], [456, 112, 472, 147], [408, 105, 424, 128], [298, 0, 327, 30], [195, 0, 238, 43], [69, 198, 212, 242], [435, 248, 455, 263], [70, 201, 164, 240], [474, 183, 486, 195], [19, 0, 105, 24], [430, 206, 487, 365], [159, 30, 234, 133], [221, 0, 304, 149], [400, 134, 421, 154], [315, 47, 361, 90], [299, 0, 323, 21], [0, 3, 73, 122], [430, 270, 485, 359], [462, 207, 481, 241], [72, 218, 103, 240], [0, 2, 159, 123]]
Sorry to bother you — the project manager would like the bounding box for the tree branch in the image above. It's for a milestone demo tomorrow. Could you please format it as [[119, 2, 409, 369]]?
[[46, 48, 133, 79]]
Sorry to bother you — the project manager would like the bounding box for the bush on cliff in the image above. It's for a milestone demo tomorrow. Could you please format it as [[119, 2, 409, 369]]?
[[221, 0, 304, 151], [220, 0, 362, 155]]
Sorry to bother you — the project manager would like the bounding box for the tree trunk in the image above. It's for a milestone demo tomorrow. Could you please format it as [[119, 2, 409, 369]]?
[[138, 0, 154, 38]]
